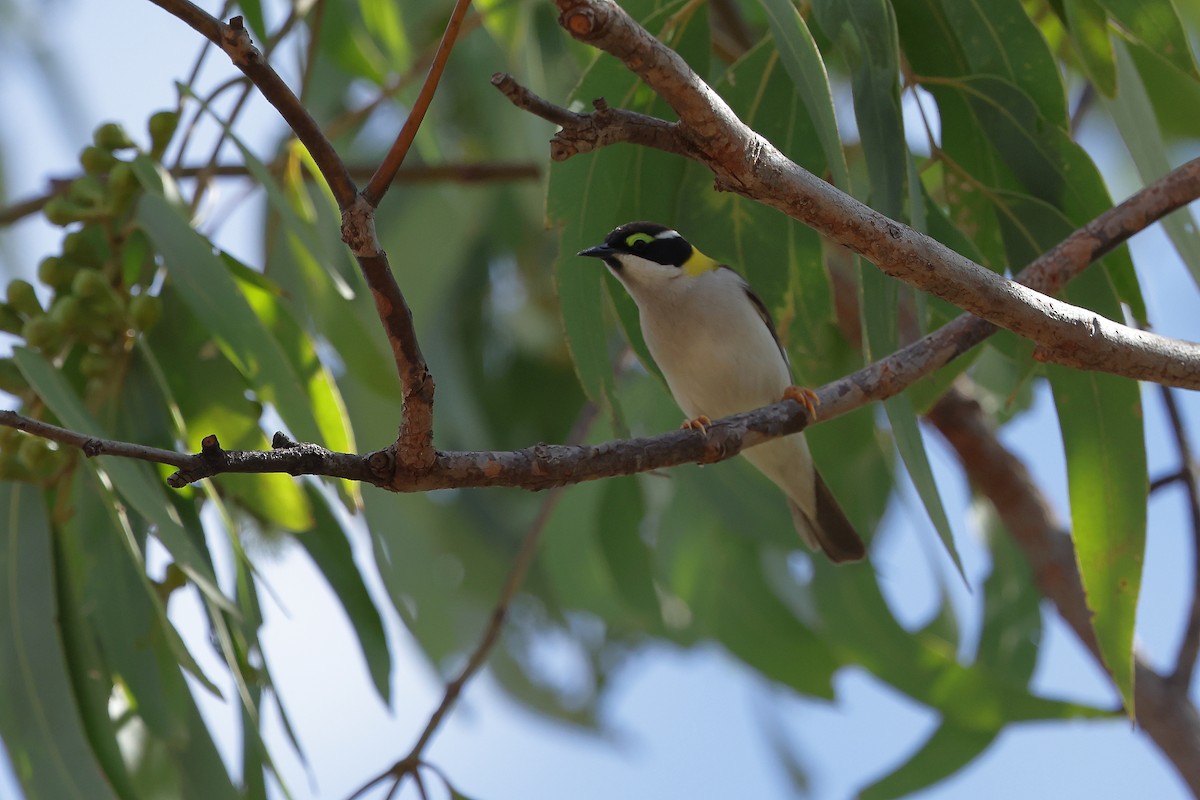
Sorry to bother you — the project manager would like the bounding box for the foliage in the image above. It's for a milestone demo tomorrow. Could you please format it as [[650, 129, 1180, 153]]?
[[0, 0, 1198, 797]]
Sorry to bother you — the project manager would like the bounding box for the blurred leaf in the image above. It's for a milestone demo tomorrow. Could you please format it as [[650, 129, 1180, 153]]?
[[888, 394, 965, 577], [812, 559, 1108, 725], [977, 507, 1042, 679], [0, 482, 121, 800], [1106, 41, 1200, 287], [596, 476, 661, 624], [13, 347, 233, 620], [295, 486, 392, 702], [674, 524, 841, 698], [1048, 275, 1146, 716], [860, 722, 998, 800], [813, 0, 905, 212], [137, 191, 326, 446], [227, 253, 360, 509], [139, 291, 315, 532], [1095, 0, 1200, 78], [1064, 0, 1118, 96], [759, 0, 850, 187]]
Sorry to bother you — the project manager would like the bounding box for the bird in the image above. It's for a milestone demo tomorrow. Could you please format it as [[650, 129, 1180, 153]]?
[[578, 221, 865, 563]]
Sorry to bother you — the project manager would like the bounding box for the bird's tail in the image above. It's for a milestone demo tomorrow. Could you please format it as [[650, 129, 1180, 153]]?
[[788, 472, 866, 563]]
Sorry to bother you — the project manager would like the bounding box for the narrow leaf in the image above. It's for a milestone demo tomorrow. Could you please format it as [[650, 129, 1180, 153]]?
[[12, 347, 234, 617], [0, 482, 120, 800]]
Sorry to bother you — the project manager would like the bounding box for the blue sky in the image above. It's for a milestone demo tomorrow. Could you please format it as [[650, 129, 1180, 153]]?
[[1, 2, 1199, 798]]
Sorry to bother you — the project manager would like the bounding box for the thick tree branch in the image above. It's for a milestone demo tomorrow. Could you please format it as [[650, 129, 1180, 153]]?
[[495, 0, 1200, 390], [6, 141, 1195, 491], [928, 386, 1200, 797]]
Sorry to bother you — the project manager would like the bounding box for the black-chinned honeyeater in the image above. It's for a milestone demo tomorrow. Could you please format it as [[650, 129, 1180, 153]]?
[[579, 221, 865, 563]]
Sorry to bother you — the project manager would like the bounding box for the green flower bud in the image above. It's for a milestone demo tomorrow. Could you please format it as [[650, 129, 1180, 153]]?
[[43, 196, 87, 226], [147, 111, 181, 160], [129, 293, 162, 331], [0, 359, 27, 395], [21, 315, 63, 351], [93, 122, 135, 152], [79, 350, 114, 379], [80, 145, 118, 175], [0, 305, 23, 335], [49, 295, 84, 331], [6, 280, 42, 316], [71, 268, 109, 300], [62, 227, 109, 266]]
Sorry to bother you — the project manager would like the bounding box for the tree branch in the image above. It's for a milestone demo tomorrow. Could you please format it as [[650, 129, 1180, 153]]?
[[146, 1, 357, 209], [1157, 382, 1200, 687], [928, 386, 1200, 797], [361, 0, 475, 207], [149, 0, 441, 468], [348, 404, 598, 800], [494, 0, 1200, 390], [6, 133, 1195, 493]]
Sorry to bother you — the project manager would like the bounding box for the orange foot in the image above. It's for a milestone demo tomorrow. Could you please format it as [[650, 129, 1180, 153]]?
[[680, 415, 712, 435], [783, 386, 821, 421]]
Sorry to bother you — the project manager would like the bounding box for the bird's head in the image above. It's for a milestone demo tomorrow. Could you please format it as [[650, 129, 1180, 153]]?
[[577, 222, 719, 286]]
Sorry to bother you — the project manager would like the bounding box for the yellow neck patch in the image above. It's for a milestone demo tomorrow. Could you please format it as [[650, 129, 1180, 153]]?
[[682, 248, 719, 276]]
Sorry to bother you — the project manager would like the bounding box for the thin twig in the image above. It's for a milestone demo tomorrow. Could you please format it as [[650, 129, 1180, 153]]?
[[0, 410, 191, 468], [347, 407, 597, 800], [361, 0, 475, 207], [147, 0, 358, 208], [1160, 382, 1200, 687], [0, 161, 538, 228]]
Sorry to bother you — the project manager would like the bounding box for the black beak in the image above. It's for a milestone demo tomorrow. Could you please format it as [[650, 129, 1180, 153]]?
[[577, 244, 615, 259]]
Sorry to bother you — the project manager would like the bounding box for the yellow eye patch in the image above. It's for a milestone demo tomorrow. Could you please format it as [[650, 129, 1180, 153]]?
[[625, 232, 656, 247]]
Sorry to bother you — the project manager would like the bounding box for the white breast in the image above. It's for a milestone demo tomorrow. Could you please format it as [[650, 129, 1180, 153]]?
[[623, 267, 792, 420]]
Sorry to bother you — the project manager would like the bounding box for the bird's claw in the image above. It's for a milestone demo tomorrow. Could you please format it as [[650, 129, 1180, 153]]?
[[783, 386, 820, 421], [681, 415, 712, 436]]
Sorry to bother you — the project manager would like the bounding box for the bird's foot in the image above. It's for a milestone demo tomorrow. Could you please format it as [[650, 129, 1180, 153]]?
[[783, 386, 820, 421], [680, 415, 712, 436]]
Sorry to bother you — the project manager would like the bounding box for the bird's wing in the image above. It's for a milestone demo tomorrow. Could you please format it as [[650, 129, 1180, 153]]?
[[725, 267, 790, 369]]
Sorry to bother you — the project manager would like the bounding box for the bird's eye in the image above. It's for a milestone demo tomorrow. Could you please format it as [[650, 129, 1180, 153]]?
[[625, 233, 655, 249]]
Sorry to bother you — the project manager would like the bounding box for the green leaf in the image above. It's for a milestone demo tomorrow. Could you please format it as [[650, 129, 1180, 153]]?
[[813, 0, 905, 214], [596, 476, 661, 623], [1047, 274, 1146, 716], [812, 558, 1108, 725], [294, 486, 392, 702], [672, 525, 841, 698], [1064, 0, 1118, 96], [1094, 0, 1200, 78], [0, 482, 120, 800], [860, 722, 998, 800], [1106, 41, 1200, 288], [227, 253, 360, 508], [12, 347, 234, 619], [677, 40, 836, 384], [136, 190, 326, 446], [937, 0, 1069, 128], [887, 393, 965, 577], [759, 0, 850, 187]]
